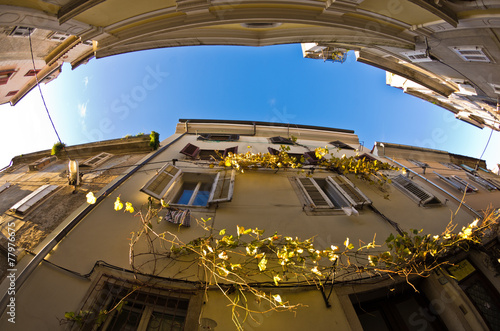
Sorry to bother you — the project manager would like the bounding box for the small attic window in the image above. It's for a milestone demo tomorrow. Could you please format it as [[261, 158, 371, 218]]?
[[82, 152, 113, 168], [48, 31, 71, 41], [356, 153, 377, 162], [240, 22, 282, 29], [450, 46, 492, 63], [330, 141, 355, 150], [9, 26, 34, 37], [197, 134, 239, 141], [270, 136, 294, 145]]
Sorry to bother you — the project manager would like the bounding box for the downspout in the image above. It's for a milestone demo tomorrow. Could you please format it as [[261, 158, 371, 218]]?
[[384, 156, 483, 219], [0, 133, 187, 314]]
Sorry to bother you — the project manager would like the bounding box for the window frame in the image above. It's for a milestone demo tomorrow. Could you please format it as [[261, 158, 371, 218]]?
[[82, 152, 113, 168], [197, 134, 240, 142], [72, 274, 201, 331], [141, 163, 235, 206]]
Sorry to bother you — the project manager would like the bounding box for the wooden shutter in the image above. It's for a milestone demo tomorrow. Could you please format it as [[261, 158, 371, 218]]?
[[327, 176, 371, 207], [330, 140, 355, 150], [356, 153, 377, 162], [180, 143, 200, 159], [296, 177, 333, 208], [223, 146, 238, 158], [141, 163, 182, 199], [270, 136, 294, 145], [208, 170, 235, 203], [268, 147, 279, 155], [303, 151, 319, 165], [392, 175, 440, 206]]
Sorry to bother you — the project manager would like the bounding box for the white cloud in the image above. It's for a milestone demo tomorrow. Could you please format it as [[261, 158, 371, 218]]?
[[83, 76, 89, 88], [78, 101, 88, 118]]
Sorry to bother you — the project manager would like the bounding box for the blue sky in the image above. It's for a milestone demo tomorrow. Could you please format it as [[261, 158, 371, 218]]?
[[1, 43, 499, 170]]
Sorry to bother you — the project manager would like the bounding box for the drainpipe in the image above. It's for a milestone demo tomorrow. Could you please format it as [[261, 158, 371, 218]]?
[[0, 133, 187, 315], [384, 156, 483, 219], [184, 120, 190, 134]]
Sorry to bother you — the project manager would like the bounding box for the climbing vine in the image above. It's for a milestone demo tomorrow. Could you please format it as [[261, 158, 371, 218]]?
[[66, 147, 499, 330]]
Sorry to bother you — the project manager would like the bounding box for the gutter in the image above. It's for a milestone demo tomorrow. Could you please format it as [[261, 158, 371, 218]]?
[[384, 156, 483, 219], [0, 133, 186, 315]]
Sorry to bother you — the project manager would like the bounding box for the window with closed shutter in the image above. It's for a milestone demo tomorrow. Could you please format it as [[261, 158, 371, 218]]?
[[466, 173, 497, 191], [141, 164, 182, 200], [392, 175, 441, 206], [434, 172, 477, 193]]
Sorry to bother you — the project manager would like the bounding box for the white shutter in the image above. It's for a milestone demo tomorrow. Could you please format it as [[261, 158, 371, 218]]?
[[141, 163, 182, 199], [392, 175, 440, 206], [209, 170, 236, 203], [296, 177, 334, 209], [466, 173, 497, 190], [434, 172, 477, 193], [10, 184, 58, 215], [326, 176, 371, 207]]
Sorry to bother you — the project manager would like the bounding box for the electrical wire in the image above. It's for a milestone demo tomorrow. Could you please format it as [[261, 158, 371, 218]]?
[[28, 28, 70, 159]]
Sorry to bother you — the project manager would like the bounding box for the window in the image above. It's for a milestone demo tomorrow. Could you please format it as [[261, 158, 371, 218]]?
[[440, 162, 463, 171], [24, 69, 41, 77], [450, 46, 492, 63], [447, 259, 500, 331], [356, 153, 378, 162], [0, 69, 16, 85], [330, 140, 355, 150], [9, 26, 34, 37], [0, 183, 11, 194], [75, 275, 192, 331], [408, 159, 429, 169], [5, 90, 18, 97], [28, 156, 57, 171], [392, 175, 441, 206], [295, 175, 371, 214], [351, 286, 448, 331], [270, 136, 294, 145], [48, 31, 71, 41], [434, 172, 478, 193], [141, 163, 235, 206], [82, 152, 113, 168], [9, 184, 58, 215], [197, 134, 239, 141]]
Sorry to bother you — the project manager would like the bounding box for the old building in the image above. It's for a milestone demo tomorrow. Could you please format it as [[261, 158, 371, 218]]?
[[1, 1, 499, 128], [0, 119, 499, 330]]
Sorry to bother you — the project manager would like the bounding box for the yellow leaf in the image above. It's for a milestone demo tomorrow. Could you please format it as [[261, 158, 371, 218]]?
[[86, 192, 96, 204], [114, 197, 123, 211], [125, 202, 134, 213]]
